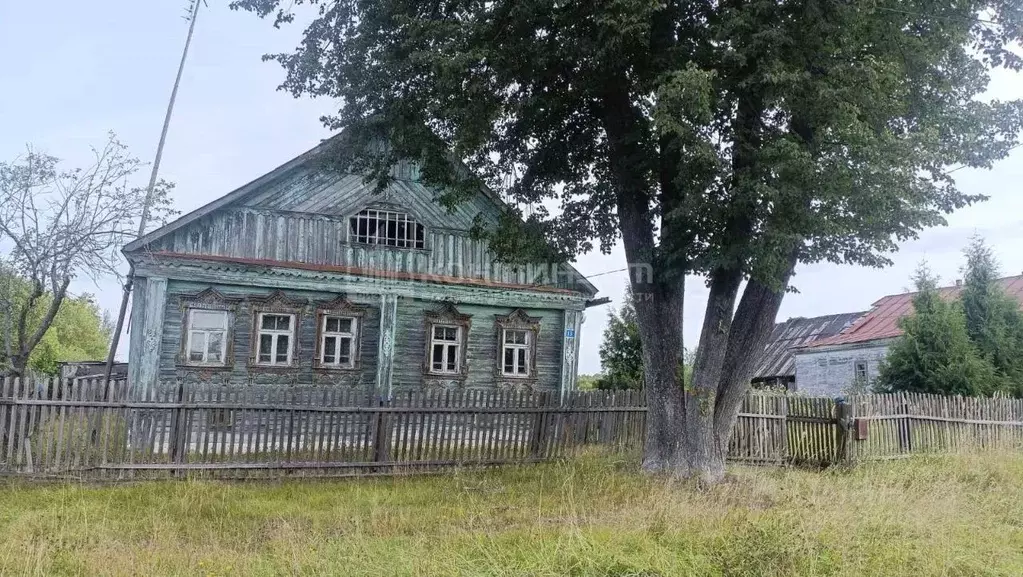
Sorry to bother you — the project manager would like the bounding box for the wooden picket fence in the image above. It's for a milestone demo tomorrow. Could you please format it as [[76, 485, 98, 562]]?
[[0, 380, 646, 480], [1, 379, 1022, 481]]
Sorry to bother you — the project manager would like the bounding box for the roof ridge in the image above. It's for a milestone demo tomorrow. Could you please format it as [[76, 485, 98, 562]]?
[[806, 273, 1023, 349]]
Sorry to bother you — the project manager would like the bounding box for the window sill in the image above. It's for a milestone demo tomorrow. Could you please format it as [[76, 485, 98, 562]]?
[[177, 363, 233, 371], [424, 372, 468, 380], [247, 364, 301, 373], [345, 241, 431, 255], [499, 374, 535, 380], [313, 365, 362, 373]]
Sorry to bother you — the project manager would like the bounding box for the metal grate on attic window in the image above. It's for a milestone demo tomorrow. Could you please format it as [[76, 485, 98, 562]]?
[[348, 209, 426, 249]]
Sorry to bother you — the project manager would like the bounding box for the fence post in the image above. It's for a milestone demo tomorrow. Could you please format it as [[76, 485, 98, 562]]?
[[373, 395, 393, 465], [169, 381, 187, 477], [835, 397, 853, 465], [529, 391, 549, 460]]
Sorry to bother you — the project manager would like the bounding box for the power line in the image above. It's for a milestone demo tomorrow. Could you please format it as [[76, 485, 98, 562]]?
[[941, 141, 1023, 173], [584, 267, 630, 280]]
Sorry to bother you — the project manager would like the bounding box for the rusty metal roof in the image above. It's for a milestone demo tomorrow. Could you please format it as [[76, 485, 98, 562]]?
[[807, 274, 1023, 349], [753, 312, 866, 380]]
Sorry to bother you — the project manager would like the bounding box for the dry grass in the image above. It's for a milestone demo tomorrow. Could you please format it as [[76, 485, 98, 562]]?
[[0, 452, 1021, 576]]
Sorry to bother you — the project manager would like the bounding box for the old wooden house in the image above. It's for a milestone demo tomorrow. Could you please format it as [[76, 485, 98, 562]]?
[[793, 274, 1023, 396], [750, 312, 864, 391], [123, 141, 598, 398]]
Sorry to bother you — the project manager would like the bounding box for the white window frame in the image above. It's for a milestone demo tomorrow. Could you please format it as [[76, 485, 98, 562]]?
[[185, 309, 229, 366], [319, 315, 358, 369], [854, 361, 868, 382], [255, 312, 296, 366], [428, 324, 463, 375], [501, 328, 532, 378]]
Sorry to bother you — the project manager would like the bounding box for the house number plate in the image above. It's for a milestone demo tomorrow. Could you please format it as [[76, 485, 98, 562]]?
[[564, 328, 576, 338]]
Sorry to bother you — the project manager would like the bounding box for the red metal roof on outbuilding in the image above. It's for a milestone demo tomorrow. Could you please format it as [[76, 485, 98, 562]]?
[[806, 275, 1023, 349]]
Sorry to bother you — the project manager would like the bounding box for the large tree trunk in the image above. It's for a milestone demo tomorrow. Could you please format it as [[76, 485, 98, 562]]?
[[680, 268, 741, 483], [632, 280, 686, 473], [712, 270, 793, 456]]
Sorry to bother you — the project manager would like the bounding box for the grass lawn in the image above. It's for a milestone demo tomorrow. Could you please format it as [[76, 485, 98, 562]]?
[[0, 452, 1021, 576]]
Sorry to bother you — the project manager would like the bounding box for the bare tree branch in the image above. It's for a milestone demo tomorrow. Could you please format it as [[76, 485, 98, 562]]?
[[0, 133, 177, 376]]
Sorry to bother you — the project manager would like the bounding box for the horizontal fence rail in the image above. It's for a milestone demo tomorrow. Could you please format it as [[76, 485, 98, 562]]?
[[1, 379, 1021, 481]]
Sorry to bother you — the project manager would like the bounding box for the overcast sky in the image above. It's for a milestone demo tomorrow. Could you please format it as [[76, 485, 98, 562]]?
[[2, 1, 1022, 374]]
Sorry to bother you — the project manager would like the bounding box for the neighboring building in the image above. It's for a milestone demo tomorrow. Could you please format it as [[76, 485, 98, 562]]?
[[794, 275, 1023, 397], [56, 361, 129, 381], [122, 140, 598, 398], [752, 312, 864, 390]]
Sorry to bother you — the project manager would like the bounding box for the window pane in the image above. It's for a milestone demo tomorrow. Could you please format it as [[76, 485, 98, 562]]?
[[433, 326, 445, 340], [432, 344, 444, 370], [189, 331, 206, 362], [350, 209, 421, 247], [339, 338, 352, 365], [337, 318, 353, 333], [323, 336, 336, 364], [504, 347, 514, 373], [446, 345, 457, 371], [275, 335, 289, 363], [326, 317, 339, 333], [192, 310, 227, 330], [259, 334, 273, 362], [277, 316, 291, 331], [517, 349, 527, 374], [207, 332, 224, 362]]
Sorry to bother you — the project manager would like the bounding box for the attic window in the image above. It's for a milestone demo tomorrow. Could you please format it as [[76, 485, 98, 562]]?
[[349, 209, 425, 249]]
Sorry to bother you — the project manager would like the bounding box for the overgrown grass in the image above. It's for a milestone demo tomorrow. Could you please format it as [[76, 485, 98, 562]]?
[[0, 452, 1021, 576]]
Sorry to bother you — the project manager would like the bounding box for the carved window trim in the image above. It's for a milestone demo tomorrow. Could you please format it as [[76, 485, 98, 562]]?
[[423, 302, 472, 378], [312, 295, 367, 371], [248, 290, 307, 370], [495, 309, 542, 381], [177, 288, 240, 369]]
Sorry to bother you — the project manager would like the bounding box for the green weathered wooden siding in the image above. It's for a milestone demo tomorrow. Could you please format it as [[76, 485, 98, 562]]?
[[152, 280, 564, 392], [159, 280, 380, 389], [239, 165, 498, 232], [143, 166, 585, 291], [391, 298, 563, 392]]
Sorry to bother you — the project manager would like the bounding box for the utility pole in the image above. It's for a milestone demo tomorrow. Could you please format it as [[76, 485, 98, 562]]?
[[103, 0, 203, 389]]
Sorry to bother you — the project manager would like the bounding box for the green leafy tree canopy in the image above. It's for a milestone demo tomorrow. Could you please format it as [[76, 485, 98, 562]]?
[[233, 0, 1023, 482], [0, 270, 112, 376]]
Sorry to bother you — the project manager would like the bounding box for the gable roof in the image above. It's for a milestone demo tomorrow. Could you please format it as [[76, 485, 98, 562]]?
[[753, 312, 865, 380], [806, 274, 1023, 349], [125, 141, 331, 253], [124, 137, 597, 295]]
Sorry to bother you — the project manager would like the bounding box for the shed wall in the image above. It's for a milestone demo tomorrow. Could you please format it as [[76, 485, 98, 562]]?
[[793, 343, 890, 397]]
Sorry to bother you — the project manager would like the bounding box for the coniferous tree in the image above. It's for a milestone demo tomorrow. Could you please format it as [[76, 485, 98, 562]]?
[[960, 237, 1023, 395], [877, 264, 998, 396], [598, 292, 645, 390]]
